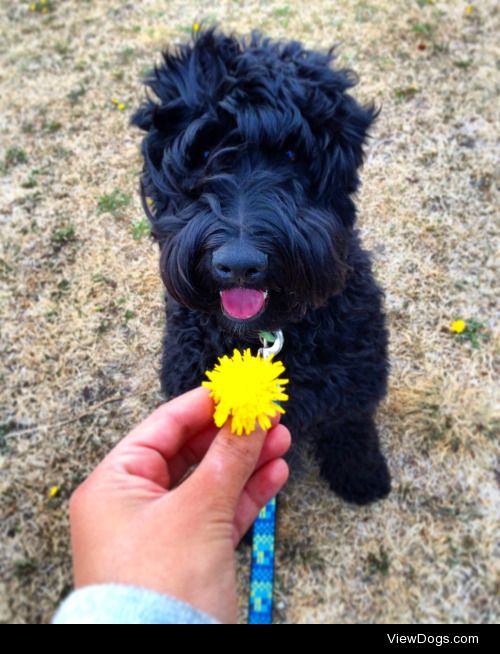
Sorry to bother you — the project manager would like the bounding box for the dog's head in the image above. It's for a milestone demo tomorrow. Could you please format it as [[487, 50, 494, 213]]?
[[132, 24, 377, 337]]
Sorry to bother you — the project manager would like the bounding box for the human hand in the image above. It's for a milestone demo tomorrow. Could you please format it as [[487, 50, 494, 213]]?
[[69, 386, 291, 623]]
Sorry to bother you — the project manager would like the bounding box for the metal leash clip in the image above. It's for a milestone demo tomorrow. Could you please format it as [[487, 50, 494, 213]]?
[[258, 329, 284, 360]]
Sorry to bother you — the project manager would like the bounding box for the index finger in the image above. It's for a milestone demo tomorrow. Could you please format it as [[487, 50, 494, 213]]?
[[115, 386, 217, 460]]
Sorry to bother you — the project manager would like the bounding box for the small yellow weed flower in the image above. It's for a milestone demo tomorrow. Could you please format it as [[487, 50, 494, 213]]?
[[193, 23, 200, 32], [48, 485, 59, 498], [450, 319, 466, 334], [117, 103, 126, 111], [465, 6, 474, 15], [202, 348, 289, 435], [111, 98, 119, 105]]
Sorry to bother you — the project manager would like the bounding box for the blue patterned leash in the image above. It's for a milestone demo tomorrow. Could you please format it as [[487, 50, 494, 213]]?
[[248, 330, 284, 625], [248, 496, 277, 623]]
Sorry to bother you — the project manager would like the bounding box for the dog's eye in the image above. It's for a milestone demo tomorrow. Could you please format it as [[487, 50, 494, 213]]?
[[188, 122, 227, 167], [188, 146, 210, 167], [285, 149, 297, 162]]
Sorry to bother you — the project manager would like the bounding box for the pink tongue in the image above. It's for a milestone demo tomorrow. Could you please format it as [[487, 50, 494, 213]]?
[[220, 288, 266, 319]]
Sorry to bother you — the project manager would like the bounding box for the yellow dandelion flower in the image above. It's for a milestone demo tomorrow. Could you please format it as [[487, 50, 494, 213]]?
[[450, 319, 466, 333], [193, 23, 200, 32], [111, 98, 119, 105], [202, 348, 289, 436], [465, 6, 474, 15], [117, 103, 126, 111], [48, 485, 59, 498], [30, 3, 37, 11]]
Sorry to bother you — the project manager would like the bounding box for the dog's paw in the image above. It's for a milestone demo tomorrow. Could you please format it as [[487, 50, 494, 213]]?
[[321, 451, 391, 505]]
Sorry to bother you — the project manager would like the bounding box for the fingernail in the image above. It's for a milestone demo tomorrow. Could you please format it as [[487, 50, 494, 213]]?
[[270, 412, 281, 428]]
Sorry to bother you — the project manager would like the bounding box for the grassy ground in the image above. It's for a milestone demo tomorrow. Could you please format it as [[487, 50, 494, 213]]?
[[0, 0, 498, 624]]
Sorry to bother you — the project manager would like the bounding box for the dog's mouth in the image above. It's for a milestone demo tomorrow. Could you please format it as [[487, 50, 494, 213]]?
[[219, 288, 268, 321]]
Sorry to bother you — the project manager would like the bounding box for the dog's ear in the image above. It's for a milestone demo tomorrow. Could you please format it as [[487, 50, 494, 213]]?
[[325, 90, 379, 194], [130, 27, 224, 239], [305, 66, 379, 197], [283, 41, 379, 195]]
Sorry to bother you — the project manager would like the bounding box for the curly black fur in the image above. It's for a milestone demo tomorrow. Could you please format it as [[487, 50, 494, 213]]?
[[131, 24, 391, 504]]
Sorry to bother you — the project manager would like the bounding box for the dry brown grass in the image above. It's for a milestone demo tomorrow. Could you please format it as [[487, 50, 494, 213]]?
[[0, 0, 498, 624]]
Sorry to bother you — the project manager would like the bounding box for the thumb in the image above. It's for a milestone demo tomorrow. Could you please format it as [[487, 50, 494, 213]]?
[[185, 415, 277, 515]]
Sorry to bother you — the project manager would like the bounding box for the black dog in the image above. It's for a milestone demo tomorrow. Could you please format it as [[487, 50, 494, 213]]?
[[132, 25, 391, 505]]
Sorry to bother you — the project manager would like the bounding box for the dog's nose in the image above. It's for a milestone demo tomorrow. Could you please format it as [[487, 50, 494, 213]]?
[[212, 242, 268, 286]]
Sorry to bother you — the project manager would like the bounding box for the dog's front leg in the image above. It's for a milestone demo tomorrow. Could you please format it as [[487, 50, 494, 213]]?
[[314, 412, 391, 505], [159, 295, 221, 400]]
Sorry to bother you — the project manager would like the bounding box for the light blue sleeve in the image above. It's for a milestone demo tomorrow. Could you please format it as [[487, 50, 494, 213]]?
[[51, 583, 221, 624]]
